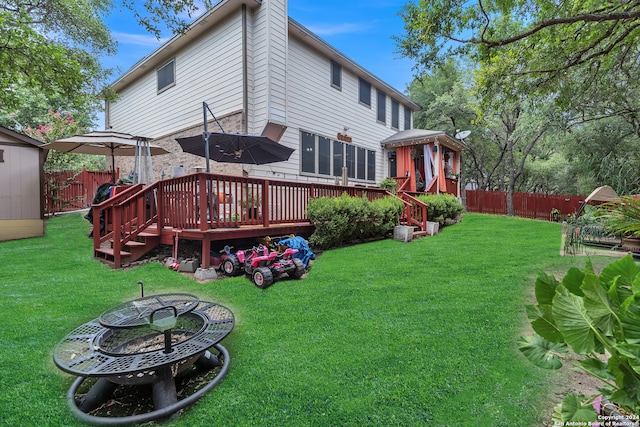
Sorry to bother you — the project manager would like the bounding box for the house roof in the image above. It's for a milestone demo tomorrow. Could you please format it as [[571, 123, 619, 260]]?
[[0, 125, 44, 148], [110, 0, 419, 110], [112, 0, 261, 91], [287, 19, 420, 111], [381, 129, 468, 151]]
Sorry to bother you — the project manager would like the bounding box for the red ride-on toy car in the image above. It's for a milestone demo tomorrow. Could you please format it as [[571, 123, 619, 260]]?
[[214, 245, 270, 278], [213, 244, 306, 287], [242, 245, 305, 288], [210, 246, 244, 276]]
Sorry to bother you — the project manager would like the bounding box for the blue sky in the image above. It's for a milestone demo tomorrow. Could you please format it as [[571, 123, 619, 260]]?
[[101, 0, 416, 94]]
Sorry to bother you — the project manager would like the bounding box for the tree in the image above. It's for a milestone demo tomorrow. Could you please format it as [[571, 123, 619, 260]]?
[[484, 99, 552, 214], [0, 1, 115, 113], [397, 0, 640, 93], [22, 109, 105, 173], [1, 0, 217, 119], [0, 87, 98, 132], [563, 117, 640, 195], [406, 60, 487, 192], [398, 2, 640, 199], [407, 59, 476, 133]]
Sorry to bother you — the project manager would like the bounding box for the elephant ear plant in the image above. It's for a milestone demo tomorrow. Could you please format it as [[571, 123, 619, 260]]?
[[519, 255, 640, 424]]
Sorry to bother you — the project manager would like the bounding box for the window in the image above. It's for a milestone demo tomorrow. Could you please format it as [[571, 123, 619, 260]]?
[[357, 147, 366, 179], [404, 106, 411, 130], [333, 140, 343, 177], [377, 90, 386, 123], [392, 99, 399, 129], [0, 149, 4, 162], [157, 59, 175, 93], [301, 131, 315, 173], [359, 78, 371, 106], [330, 60, 341, 89], [345, 144, 355, 179], [368, 150, 376, 180], [301, 131, 375, 182], [318, 136, 331, 175]]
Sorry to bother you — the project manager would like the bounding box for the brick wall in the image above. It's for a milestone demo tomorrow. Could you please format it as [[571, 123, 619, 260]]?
[[115, 111, 245, 181]]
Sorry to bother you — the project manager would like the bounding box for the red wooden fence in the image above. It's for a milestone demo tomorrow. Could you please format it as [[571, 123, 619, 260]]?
[[465, 190, 584, 220], [44, 168, 117, 213]]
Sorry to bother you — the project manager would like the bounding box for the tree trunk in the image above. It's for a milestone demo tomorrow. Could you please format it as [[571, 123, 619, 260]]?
[[506, 141, 515, 216]]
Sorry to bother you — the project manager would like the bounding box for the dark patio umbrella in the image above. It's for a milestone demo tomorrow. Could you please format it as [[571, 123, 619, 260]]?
[[176, 132, 294, 169]]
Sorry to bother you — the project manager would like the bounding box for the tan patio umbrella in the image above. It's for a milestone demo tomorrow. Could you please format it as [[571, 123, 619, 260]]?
[[46, 130, 169, 183]]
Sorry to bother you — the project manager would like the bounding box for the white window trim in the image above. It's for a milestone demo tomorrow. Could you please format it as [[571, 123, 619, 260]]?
[[157, 58, 176, 94]]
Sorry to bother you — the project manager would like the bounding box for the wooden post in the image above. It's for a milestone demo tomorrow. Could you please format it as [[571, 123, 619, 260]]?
[[262, 180, 270, 227]]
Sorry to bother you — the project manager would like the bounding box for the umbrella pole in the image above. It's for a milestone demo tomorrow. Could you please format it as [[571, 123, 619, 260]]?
[[111, 149, 116, 182], [203, 102, 213, 224], [203, 102, 210, 173]]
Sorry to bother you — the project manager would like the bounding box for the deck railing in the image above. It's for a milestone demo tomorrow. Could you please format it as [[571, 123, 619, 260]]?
[[398, 192, 428, 232], [92, 172, 392, 266], [92, 183, 147, 261]]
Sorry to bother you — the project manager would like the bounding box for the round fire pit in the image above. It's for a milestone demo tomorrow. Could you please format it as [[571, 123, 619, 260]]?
[[53, 293, 234, 425]]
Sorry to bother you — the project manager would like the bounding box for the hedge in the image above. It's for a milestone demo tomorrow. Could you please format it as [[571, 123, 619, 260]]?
[[415, 193, 464, 225], [307, 193, 405, 249]]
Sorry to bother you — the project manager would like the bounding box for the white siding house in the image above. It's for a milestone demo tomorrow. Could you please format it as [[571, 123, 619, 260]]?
[[106, 0, 419, 185]]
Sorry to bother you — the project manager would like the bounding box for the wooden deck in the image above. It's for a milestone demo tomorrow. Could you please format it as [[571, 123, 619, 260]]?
[[91, 172, 425, 269]]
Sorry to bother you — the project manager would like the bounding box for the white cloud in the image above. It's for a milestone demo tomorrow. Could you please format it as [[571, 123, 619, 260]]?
[[112, 31, 167, 47], [306, 22, 374, 37]]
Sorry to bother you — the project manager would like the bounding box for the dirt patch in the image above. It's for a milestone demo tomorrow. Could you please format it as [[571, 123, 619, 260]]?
[[526, 259, 610, 425], [540, 352, 604, 426]]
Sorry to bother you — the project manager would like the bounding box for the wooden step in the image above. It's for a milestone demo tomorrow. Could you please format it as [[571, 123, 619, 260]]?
[[138, 231, 160, 237], [95, 247, 132, 257]]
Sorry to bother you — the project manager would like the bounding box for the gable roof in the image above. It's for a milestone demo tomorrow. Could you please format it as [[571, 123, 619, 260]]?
[[287, 19, 419, 111], [113, 0, 261, 91], [381, 129, 468, 151], [111, 0, 419, 110], [0, 125, 44, 148]]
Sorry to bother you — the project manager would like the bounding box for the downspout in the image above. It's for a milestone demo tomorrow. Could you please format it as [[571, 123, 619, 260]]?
[[242, 4, 248, 134]]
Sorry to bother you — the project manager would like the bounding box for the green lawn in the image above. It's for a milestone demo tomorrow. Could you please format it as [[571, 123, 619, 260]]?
[[0, 213, 615, 426]]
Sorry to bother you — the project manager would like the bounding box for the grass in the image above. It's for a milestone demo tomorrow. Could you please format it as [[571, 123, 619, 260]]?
[[0, 212, 616, 426]]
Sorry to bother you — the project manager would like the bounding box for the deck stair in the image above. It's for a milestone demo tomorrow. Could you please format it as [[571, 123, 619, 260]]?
[[397, 191, 429, 237], [94, 225, 161, 268], [90, 174, 432, 268], [90, 172, 389, 269]]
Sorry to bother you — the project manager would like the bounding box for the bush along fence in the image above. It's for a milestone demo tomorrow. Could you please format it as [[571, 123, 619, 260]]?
[[465, 190, 584, 220], [306, 193, 405, 249], [415, 193, 464, 225], [44, 168, 116, 214]]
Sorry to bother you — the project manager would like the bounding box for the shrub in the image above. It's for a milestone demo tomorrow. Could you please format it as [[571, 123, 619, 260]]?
[[362, 196, 405, 239], [416, 193, 464, 224], [596, 196, 640, 237], [520, 255, 640, 424], [378, 177, 398, 194], [307, 193, 404, 249]]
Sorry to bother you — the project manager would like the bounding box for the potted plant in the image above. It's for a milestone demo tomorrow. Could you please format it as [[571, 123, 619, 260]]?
[[379, 177, 398, 194], [519, 255, 640, 425], [596, 196, 640, 253]]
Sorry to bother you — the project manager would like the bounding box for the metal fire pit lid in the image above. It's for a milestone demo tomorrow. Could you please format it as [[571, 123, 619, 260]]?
[[99, 293, 200, 328], [53, 301, 234, 377]]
